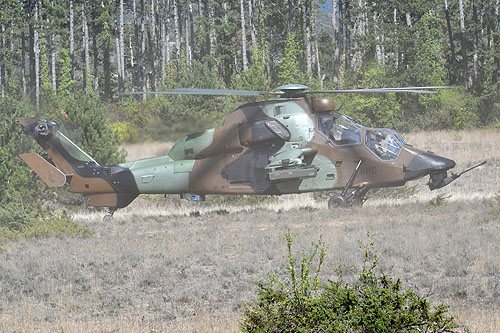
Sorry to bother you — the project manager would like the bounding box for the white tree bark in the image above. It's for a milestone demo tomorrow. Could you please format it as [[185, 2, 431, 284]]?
[[240, 0, 248, 71], [51, 33, 56, 91], [174, 0, 181, 68], [189, 3, 194, 65], [374, 12, 384, 65], [332, 0, 339, 86], [69, 0, 74, 80], [208, 0, 215, 58], [305, 1, 312, 76], [1, 25, 4, 98], [129, 35, 134, 69], [34, 0, 40, 110], [472, 1, 479, 82], [160, 1, 166, 79], [459, 0, 469, 86], [405, 12, 412, 27], [21, 15, 26, 97], [185, 6, 192, 67], [82, 0, 90, 93], [166, 0, 170, 64], [248, 0, 256, 52], [115, 35, 122, 89], [120, 0, 125, 88], [141, 0, 146, 99]]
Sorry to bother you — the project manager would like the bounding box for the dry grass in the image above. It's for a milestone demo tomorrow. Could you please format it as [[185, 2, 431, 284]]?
[[1, 128, 499, 332]]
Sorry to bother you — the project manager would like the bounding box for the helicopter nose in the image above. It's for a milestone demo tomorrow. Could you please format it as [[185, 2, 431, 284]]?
[[405, 152, 456, 179]]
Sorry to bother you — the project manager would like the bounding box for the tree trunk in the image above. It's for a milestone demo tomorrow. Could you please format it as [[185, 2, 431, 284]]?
[[166, 0, 171, 64], [160, 1, 166, 80], [332, 0, 340, 87], [34, 0, 40, 111], [444, 0, 458, 84], [240, 0, 248, 71], [103, 39, 111, 100], [185, 6, 192, 67], [248, 0, 256, 54], [133, 0, 138, 90], [141, 0, 147, 99], [472, 0, 479, 84], [69, 0, 74, 80], [459, 0, 469, 87], [1, 25, 4, 98], [405, 12, 412, 27], [21, 28, 27, 97], [305, 0, 312, 77], [115, 33, 122, 92], [150, 0, 156, 88], [174, 0, 181, 69], [92, 9, 99, 92], [120, 0, 125, 90], [344, 0, 350, 70], [82, 0, 90, 94], [189, 3, 194, 61], [208, 0, 215, 59], [494, 0, 499, 82], [51, 33, 56, 92]]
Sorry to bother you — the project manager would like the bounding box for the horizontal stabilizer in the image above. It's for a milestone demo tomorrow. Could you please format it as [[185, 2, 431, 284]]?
[[20, 152, 67, 187]]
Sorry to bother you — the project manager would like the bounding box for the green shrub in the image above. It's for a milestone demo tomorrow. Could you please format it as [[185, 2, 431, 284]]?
[[22, 212, 92, 239], [109, 121, 139, 143], [426, 193, 452, 207], [240, 233, 455, 332], [486, 191, 500, 218]]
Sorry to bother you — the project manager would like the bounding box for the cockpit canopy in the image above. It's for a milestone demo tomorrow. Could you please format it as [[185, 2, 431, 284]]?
[[318, 114, 361, 145], [318, 113, 404, 161], [364, 129, 402, 160]]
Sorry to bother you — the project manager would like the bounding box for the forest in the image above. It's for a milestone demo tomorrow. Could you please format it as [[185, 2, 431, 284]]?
[[0, 0, 498, 133]]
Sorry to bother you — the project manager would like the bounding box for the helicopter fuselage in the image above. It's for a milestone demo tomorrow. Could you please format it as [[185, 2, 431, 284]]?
[[19, 96, 457, 210]]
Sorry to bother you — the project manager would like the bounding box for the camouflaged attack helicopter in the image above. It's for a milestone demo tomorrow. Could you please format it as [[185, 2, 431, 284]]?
[[19, 84, 485, 220]]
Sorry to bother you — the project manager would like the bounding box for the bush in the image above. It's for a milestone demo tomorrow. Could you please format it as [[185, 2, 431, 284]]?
[[109, 121, 139, 143], [486, 191, 500, 218], [240, 233, 455, 332]]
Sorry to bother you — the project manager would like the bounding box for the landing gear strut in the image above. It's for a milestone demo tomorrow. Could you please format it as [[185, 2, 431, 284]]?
[[103, 208, 116, 222], [328, 160, 369, 213]]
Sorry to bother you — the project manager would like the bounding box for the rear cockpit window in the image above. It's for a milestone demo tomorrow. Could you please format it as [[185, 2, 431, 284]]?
[[365, 129, 401, 160], [318, 114, 361, 145]]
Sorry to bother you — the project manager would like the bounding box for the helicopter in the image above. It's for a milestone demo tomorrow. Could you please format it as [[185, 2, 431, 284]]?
[[18, 84, 485, 220]]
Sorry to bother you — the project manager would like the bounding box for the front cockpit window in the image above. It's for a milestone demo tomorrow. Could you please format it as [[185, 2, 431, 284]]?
[[365, 129, 401, 160], [318, 114, 361, 145]]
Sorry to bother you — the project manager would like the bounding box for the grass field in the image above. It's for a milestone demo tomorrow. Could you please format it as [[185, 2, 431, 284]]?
[[0, 128, 499, 332]]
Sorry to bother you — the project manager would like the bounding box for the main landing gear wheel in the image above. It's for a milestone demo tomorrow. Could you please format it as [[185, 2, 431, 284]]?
[[328, 194, 346, 210], [328, 188, 370, 215]]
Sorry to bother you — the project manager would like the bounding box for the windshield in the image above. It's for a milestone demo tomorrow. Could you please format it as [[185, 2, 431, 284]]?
[[365, 129, 402, 160], [318, 114, 361, 145]]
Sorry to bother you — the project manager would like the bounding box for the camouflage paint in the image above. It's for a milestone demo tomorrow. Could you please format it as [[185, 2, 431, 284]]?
[[19, 94, 457, 211]]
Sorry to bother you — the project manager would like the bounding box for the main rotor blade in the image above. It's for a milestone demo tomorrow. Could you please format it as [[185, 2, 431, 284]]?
[[309, 86, 452, 94], [308, 88, 442, 94], [119, 88, 271, 96], [380, 86, 452, 90]]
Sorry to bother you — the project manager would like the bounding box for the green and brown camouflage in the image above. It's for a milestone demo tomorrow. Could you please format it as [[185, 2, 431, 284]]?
[[19, 90, 482, 216]]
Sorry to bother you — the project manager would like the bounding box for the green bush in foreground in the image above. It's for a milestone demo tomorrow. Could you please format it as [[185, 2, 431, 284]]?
[[240, 233, 455, 332]]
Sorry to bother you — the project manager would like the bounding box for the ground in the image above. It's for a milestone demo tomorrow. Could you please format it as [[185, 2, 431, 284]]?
[[0, 128, 498, 332]]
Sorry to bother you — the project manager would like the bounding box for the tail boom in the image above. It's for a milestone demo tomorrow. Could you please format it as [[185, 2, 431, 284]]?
[[19, 116, 139, 209]]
